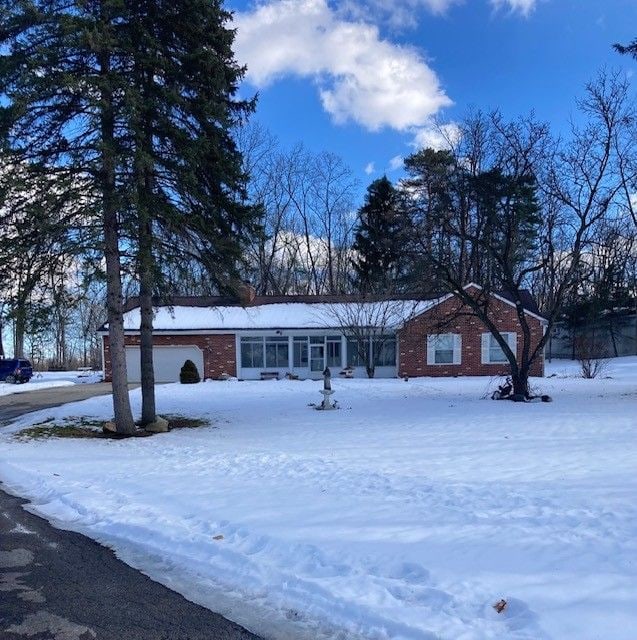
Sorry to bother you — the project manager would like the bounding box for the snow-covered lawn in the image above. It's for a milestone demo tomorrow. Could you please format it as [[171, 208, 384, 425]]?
[[0, 359, 635, 640], [0, 370, 103, 397]]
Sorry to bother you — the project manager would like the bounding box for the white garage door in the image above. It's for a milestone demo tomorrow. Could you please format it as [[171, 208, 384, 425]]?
[[125, 346, 204, 383]]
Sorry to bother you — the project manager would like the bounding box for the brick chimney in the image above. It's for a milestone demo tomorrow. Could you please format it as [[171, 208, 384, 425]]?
[[236, 282, 257, 306]]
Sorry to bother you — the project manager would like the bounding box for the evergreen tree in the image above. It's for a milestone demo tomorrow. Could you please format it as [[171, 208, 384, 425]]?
[[469, 169, 541, 288], [1, 1, 258, 430], [1, 0, 138, 434], [351, 176, 405, 294], [614, 38, 637, 58], [119, 0, 257, 425]]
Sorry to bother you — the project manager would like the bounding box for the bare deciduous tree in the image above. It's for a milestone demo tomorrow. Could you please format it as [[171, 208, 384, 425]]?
[[322, 298, 420, 378]]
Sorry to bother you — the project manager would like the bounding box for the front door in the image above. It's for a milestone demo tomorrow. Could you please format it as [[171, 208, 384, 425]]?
[[310, 344, 325, 372]]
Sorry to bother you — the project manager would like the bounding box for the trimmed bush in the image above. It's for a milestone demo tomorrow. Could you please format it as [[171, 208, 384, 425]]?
[[179, 359, 201, 384]]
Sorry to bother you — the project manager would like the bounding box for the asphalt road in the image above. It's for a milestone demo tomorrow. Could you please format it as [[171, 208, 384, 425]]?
[[0, 383, 131, 423], [0, 489, 260, 640]]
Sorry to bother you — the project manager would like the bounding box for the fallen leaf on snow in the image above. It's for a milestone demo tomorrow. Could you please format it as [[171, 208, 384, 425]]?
[[493, 599, 507, 613]]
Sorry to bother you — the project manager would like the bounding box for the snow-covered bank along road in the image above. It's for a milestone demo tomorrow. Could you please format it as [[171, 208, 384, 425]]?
[[1, 358, 636, 640], [0, 370, 102, 397]]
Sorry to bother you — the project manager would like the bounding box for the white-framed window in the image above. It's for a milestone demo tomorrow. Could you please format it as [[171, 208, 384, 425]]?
[[240, 337, 264, 368], [265, 336, 289, 368], [326, 335, 342, 367], [293, 337, 309, 367], [481, 332, 517, 364], [240, 336, 289, 369], [427, 333, 462, 365], [346, 339, 366, 367]]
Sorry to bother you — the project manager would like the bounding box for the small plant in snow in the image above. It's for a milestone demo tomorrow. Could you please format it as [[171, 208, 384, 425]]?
[[179, 359, 201, 384], [574, 336, 609, 379]]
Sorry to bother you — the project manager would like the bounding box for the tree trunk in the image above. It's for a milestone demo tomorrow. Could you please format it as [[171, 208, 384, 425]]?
[[0, 320, 4, 357], [13, 306, 26, 358], [134, 32, 157, 427], [511, 370, 529, 399], [366, 364, 375, 378], [100, 47, 136, 435], [138, 207, 156, 426]]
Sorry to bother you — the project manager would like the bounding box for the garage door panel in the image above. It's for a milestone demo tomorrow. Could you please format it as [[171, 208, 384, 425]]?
[[125, 346, 204, 383]]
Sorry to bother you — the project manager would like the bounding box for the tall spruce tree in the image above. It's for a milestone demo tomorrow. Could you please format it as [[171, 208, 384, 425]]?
[[0, 0, 137, 433], [120, 0, 257, 425], [351, 176, 405, 294], [1, 1, 257, 430]]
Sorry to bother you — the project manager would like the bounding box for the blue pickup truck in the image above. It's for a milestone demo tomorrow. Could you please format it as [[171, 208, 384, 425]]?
[[0, 358, 33, 384]]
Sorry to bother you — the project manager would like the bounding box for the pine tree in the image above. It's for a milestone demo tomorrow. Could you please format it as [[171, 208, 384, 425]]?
[[119, 0, 258, 425], [1, 0, 138, 434], [1, 1, 258, 430], [614, 39, 637, 58], [351, 177, 405, 294]]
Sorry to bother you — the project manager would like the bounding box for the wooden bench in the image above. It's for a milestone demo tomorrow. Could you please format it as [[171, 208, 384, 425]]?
[[260, 371, 280, 380]]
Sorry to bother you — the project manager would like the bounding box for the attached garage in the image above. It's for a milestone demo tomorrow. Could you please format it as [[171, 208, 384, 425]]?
[[125, 345, 204, 383]]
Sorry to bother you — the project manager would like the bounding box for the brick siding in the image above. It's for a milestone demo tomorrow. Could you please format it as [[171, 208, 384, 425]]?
[[101, 291, 544, 381], [102, 334, 236, 382], [398, 294, 545, 378]]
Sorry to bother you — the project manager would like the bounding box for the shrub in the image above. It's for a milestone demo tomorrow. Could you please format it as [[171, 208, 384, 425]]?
[[179, 359, 201, 384], [573, 335, 609, 379]]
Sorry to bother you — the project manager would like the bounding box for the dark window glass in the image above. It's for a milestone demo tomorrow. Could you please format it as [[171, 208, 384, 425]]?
[[326, 339, 341, 367], [293, 338, 309, 367], [265, 338, 288, 367], [374, 338, 396, 366], [240, 337, 264, 368], [346, 339, 367, 367]]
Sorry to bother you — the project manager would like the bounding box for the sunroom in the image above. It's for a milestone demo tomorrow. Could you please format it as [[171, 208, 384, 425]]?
[[236, 331, 398, 379]]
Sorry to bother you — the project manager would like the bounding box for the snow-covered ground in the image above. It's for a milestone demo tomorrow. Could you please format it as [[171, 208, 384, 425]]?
[[0, 370, 103, 397], [0, 358, 635, 640]]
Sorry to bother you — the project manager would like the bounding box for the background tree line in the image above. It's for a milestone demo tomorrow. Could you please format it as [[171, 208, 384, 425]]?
[[1, 6, 635, 414]]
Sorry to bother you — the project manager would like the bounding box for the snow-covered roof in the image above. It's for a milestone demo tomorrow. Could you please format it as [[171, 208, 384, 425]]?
[[120, 299, 439, 332]]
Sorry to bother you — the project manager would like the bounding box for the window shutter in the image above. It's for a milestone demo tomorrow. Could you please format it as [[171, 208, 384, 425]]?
[[426, 335, 436, 365], [452, 334, 462, 364], [481, 333, 490, 364], [507, 332, 517, 359]]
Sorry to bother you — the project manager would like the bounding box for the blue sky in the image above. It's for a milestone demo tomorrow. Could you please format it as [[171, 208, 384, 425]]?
[[229, 0, 637, 184]]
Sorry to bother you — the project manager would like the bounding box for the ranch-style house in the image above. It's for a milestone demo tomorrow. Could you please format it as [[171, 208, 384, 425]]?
[[99, 284, 547, 383]]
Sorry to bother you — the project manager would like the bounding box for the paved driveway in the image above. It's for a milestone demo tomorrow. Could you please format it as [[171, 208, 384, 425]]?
[[0, 488, 260, 640], [0, 384, 134, 423]]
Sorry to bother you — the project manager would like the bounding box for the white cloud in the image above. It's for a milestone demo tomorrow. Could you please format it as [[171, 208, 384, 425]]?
[[388, 155, 404, 171], [411, 122, 461, 150], [234, 0, 452, 131], [364, 162, 375, 175], [490, 0, 537, 16]]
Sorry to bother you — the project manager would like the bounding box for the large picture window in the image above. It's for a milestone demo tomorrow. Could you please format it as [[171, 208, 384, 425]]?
[[241, 336, 288, 369]]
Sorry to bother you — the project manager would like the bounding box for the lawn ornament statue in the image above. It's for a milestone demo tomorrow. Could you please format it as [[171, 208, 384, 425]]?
[[316, 367, 337, 410]]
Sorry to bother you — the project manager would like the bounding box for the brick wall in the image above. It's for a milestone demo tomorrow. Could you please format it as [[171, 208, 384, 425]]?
[[102, 334, 236, 381], [398, 294, 545, 378]]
